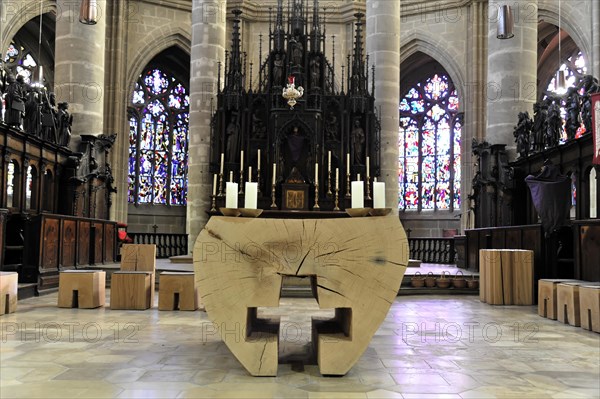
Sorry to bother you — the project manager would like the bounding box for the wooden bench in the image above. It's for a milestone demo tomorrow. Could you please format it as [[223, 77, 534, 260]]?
[[538, 279, 581, 319], [579, 285, 600, 333], [58, 270, 106, 308], [158, 272, 199, 311], [110, 271, 153, 310], [557, 282, 600, 326], [0, 272, 18, 315]]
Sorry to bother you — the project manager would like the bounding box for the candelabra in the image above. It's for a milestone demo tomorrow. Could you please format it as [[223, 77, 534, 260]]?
[[210, 194, 217, 212], [239, 169, 244, 194], [313, 183, 320, 210], [270, 183, 277, 208], [218, 173, 224, 197], [366, 175, 372, 200], [327, 170, 332, 195], [334, 187, 340, 211], [345, 172, 351, 198]]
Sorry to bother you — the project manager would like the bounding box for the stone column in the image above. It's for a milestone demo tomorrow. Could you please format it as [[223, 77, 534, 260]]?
[[187, 0, 227, 250], [54, 0, 107, 147], [486, 0, 538, 157], [366, 0, 401, 215]]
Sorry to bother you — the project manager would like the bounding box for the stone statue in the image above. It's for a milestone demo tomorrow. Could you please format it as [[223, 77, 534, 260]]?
[[546, 99, 562, 148], [24, 89, 41, 137], [325, 112, 338, 141], [252, 112, 266, 139], [225, 118, 240, 162], [5, 74, 26, 128], [513, 111, 533, 158], [564, 86, 581, 140], [532, 102, 547, 152], [272, 54, 283, 87], [578, 74, 599, 95], [578, 75, 599, 135], [290, 36, 303, 67], [41, 91, 58, 143], [310, 56, 320, 89], [352, 119, 365, 165], [57, 102, 73, 147]]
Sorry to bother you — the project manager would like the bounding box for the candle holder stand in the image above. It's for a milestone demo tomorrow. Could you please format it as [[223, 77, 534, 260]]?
[[334, 188, 340, 211], [270, 183, 277, 209], [327, 170, 332, 195], [239, 170, 244, 194], [257, 169, 262, 194], [210, 195, 217, 212], [313, 183, 320, 210], [218, 173, 224, 197], [345, 172, 351, 198], [366, 175, 372, 200]]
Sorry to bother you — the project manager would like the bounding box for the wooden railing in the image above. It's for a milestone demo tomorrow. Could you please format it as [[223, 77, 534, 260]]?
[[128, 233, 188, 259], [408, 237, 456, 264]]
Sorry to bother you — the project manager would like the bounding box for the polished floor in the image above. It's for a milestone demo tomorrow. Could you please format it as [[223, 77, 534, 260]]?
[[1, 292, 598, 398]]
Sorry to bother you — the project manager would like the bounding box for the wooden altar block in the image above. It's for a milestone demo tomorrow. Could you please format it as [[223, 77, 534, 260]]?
[[110, 271, 152, 310], [120, 244, 156, 305], [538, 279, 582, 319], [58, 270, 106, 308], [0, 272, 18, 315], [510, 250, 534, 305], [479, 250, 504, 305], [194, 216, 408, 376], [158, 272, 198, 311], [579, 285, 600, 332]]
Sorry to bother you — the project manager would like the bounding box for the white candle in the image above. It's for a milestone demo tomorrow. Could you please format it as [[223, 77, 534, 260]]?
[[240, 150, 244, 169], [328, 151, 331, 172], [212, 173, 217, 196], [248, 166, 252, 182], [315, 163, 319, 185], [335, 168, 339, 189], [351, 181, 364, 208], [346, 153, 350, 175], [220, 153, 224, 174], [357, 173, 361, 181], [229, 171, 233, 182], [366, 156, 370, 177], [373, 182, 386, 208], [374, 177, 378, 182], [257, 149, 261, 170], [226, 182, 238, 208], [272, 163, 276, 185], [245, 182, 258, 209]]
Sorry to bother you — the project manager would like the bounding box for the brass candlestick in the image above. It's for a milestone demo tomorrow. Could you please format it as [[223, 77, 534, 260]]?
[[366, 175, 372, 200], [238, 169, 244, 194], [210, 194, 217, 212], [257, 169, 262, 194], [334, 187, 340, 210], [313, 182, 320, 210], [327, 170, 332, 195], [345, 172, 351, 198], [218, 173, 224, 197], [270, 183, 277, 208]]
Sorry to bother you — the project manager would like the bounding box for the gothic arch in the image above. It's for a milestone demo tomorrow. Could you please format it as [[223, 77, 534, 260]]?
[[1, 0, 57, 52], [400, 35, 466, 112], [126, 28, 191, 99], [538, 5, 592, 66]]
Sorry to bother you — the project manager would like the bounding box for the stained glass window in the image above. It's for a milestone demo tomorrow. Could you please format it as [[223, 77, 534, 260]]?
[[3, 41, 39, 84], [399, 74, 462, 211], [128, 68, 189, 205]]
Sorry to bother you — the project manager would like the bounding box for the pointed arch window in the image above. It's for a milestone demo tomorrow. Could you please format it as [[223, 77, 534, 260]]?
[[128, 68, 190, 205], [3, 41, 39, 84], [399, 73, 462, 211]]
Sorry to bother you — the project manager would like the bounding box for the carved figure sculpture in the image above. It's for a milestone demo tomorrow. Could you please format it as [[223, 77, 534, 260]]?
[[532, 102, 547, 152], [5, 75, 26, 128], [24, 90, 41, 137], [352, 119, 365, 164], [57, 102, 73, 147], [513, 111, 533, 158]]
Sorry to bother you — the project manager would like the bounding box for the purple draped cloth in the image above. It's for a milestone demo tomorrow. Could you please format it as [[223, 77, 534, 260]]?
[[525, 164, 571, 235]]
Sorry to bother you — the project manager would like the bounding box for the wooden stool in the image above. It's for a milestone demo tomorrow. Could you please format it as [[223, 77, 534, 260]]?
[[538, 279, 581, 319], [557, 282, 585, 326], [579, 285, 600, 333], [58, 270, 106, 308], [479, 249, 533, 305], [110, 271, 153, 310], [0, 272, 18, 315], [158, 272, 198, 311], [120, 244, 156, 305]]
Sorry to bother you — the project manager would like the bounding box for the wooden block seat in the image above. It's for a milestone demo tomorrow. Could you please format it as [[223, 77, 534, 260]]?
[[110, 271, 153, 310], [58, 270, 106, 309], [538, 279, 582, 319], [557, 282, 600, 327], [0, 272, 18, 315], [579, 285, 600, 333], [120, 244, 157, 306], [158, 272, 198, 311]]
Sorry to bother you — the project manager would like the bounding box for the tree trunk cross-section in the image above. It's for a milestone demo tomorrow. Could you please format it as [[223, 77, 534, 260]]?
[[194, 216, 408, 376]]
